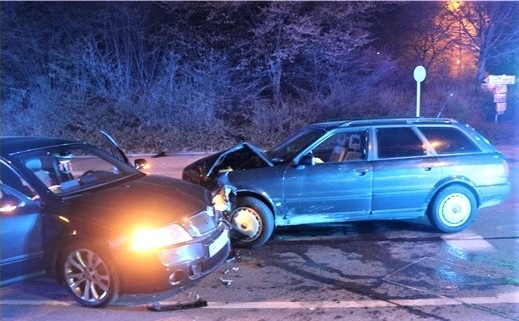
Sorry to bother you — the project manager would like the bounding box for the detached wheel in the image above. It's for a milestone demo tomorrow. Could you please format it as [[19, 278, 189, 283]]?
[[428, 185, 477, 233], [60, 244, 119, 307], [230, 196, 274, 249]]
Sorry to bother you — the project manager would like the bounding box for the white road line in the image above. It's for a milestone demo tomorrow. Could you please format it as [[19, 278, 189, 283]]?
[[2, 292, 518, 309], [441, 233, 495, 252]]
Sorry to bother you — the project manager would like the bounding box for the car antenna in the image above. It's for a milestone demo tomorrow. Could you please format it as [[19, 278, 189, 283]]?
[[436, 93, 454, 118]]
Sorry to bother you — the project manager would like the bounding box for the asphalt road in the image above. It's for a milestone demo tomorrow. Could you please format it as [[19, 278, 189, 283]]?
[[1, 146, 518, 321]]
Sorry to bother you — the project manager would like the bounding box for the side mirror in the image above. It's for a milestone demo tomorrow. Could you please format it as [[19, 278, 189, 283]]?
[[134, 158, 150, 171], [298, 154, 316, 166], [0, 195, 23, 214]]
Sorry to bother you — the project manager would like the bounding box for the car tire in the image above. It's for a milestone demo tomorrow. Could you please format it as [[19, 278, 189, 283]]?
[[428, 185, 477, 233], [60, 243, 119, 308], [230, 196, 275, 249]]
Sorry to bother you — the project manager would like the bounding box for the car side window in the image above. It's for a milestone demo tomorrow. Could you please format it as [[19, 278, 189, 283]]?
[[418, 127, 481, 154], [310, 131, 367, 163], [376, 127, 426, 159]]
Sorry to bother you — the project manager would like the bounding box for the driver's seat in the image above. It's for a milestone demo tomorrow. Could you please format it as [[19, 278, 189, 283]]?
[[329, 134, 348, 162], [25, 158, 54, 187]]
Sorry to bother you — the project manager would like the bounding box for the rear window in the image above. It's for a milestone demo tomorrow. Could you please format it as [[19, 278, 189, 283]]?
[[376, 127, 426, 158], [418, 127, 480, 154]]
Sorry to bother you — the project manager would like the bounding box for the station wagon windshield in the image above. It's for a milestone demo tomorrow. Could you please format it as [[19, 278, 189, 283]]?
[[269, 128, 325, 162], [14, 144, 140, 195]]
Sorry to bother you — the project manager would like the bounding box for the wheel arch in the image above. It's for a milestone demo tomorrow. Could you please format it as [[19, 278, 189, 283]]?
[[49, 235, 114, 283], [427, 176, 480, 210], [235, 189, 277, 220]]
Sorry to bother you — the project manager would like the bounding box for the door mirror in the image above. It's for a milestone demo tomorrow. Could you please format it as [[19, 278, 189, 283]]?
[[134, 158, 150, 171], [299, 154, 316, 166], [0, 194, 23, 214]]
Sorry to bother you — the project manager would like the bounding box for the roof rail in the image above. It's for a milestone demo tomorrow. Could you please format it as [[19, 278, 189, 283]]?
[[337, 117, 456, 127]]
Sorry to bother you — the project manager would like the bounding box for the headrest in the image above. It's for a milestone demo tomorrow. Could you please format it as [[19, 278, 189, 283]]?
[[335, 134, 348, 146], [25, 158, 42, 171], [349, 134, 361, 151]]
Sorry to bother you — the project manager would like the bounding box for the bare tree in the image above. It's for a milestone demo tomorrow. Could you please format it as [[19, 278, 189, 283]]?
[[231, 2, 375, 108], [446, 1, 519, 84]]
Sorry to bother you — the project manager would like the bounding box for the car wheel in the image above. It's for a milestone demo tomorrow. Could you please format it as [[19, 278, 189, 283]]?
[[428, 185, 477, 233], [60, 244, 119, 308], [230, 196, 275, 249]]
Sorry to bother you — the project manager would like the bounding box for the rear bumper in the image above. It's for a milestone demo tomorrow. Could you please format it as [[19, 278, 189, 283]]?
[[478, 182, 511, 208]]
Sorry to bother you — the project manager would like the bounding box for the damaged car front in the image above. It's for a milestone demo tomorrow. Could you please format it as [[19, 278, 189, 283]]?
[[182, 142, 273, 190], [182, 127, 325, 249]]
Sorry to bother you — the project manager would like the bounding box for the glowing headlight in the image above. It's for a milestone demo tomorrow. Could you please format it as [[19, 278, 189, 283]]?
[[131, 224, 193, 251]]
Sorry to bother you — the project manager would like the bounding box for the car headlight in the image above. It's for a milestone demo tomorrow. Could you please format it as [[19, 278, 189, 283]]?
[[130, 224, 193, 251]]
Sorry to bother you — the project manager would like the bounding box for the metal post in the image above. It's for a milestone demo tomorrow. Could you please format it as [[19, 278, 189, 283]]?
[[416, 82, 421, 117]]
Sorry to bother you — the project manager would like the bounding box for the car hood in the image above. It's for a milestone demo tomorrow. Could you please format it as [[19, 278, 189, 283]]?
[[62, 175, 212, 230], [182, 142, 272, 189]]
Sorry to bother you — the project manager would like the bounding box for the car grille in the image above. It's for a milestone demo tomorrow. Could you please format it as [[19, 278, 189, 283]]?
[[183, 208, 218, 237]]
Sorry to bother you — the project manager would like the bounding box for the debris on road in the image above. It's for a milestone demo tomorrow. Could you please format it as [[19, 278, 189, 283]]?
[[147, 299, 208, 312]]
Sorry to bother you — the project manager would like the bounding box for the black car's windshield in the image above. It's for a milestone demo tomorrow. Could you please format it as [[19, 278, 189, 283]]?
[[268, 128, 325, 163], [14, 144, 140, 195]]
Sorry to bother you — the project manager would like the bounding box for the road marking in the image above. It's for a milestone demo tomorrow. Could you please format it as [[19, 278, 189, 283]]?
[[2, 292, 518, 309], [441, 233, 495, 252]]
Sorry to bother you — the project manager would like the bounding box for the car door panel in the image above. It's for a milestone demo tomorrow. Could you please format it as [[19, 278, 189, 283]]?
[[371, 158, 441, 218], [0, 185, 44, 285], [281, 161, 373, 225]]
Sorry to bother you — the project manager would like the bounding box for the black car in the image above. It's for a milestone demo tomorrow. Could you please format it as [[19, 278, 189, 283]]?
[[183, 118, 511, 249], [0, 133, 231, 307]]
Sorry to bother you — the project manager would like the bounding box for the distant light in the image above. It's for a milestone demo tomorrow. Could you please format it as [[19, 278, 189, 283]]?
[[0, 203, 17, 213]]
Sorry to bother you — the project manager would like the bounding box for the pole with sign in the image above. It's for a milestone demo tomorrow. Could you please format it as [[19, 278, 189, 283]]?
[[414, 66, 426, 117], [481, 74, 516, 123]]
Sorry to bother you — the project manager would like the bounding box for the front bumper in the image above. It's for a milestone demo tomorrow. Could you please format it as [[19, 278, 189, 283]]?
[[115, 224, 231, 294]]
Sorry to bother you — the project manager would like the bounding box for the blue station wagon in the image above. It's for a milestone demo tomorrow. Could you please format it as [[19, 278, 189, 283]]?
[[183, 118, 511, 248]]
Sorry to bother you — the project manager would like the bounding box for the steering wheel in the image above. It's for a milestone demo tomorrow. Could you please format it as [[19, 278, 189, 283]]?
[[78, 170, 96, 184]]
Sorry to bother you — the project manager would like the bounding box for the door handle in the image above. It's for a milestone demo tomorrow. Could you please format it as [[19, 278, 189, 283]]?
[[354, 168, 369, 176], [424, 167, 432, 171]]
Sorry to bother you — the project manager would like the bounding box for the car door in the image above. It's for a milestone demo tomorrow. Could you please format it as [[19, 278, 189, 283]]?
[[281, 130, 372, 225], [0, 162, 45, 286], [371, 126, 441, 218], [100, 130, 131, 165]]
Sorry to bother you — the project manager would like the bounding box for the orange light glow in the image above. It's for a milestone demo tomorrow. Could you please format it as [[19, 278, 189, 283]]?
[[448, 0, 462, 11], [0, 203, 17, 214]]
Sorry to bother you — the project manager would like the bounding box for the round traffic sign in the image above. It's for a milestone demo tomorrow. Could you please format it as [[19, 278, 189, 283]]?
[[414, 66, 426, 82]]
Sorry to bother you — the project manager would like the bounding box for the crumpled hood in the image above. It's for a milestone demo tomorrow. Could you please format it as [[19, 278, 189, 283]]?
[[62, 175, 212, 233], [182, 142, 272, 189]]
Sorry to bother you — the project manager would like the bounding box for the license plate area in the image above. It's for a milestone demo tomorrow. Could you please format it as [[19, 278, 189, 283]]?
[[208, 230, 228, 257]]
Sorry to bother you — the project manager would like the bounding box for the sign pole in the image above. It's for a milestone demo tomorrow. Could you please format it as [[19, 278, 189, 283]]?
[[482, 75, 515, 123], [413, 66, 426, 117], [416, 82, 421, 117]]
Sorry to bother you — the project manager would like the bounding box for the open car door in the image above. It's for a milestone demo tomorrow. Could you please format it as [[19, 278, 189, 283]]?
[[100, 130, 130, 165], [99, 130, 148, 171]]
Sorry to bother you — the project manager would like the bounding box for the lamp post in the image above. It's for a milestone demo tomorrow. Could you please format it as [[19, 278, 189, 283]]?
[[413, 66, 426, 117]]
